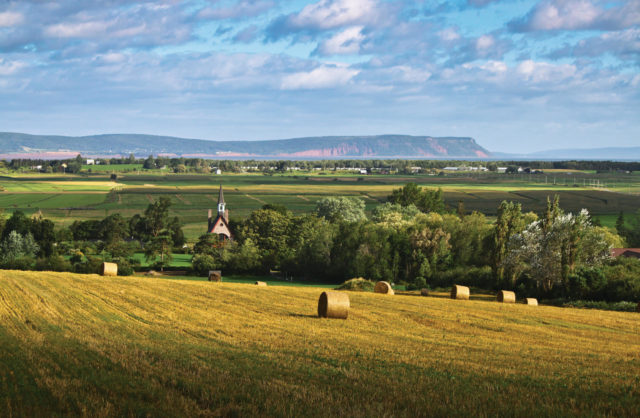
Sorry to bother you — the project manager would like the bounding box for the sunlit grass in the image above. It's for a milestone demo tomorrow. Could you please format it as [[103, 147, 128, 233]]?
[[0, 271, 638, 416]]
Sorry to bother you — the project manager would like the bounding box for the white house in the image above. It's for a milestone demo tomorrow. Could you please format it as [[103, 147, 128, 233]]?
[[86, 159, 95, 165]]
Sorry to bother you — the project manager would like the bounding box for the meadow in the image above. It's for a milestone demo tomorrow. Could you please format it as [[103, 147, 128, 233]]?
[[1, 170, 639, 241], [0, 270, 638, 416]]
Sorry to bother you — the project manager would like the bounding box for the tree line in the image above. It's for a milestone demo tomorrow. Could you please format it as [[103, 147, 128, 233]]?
[[193, 184, 640, 303], [1, 183, 639, 304], [3, 156, 639, 173]]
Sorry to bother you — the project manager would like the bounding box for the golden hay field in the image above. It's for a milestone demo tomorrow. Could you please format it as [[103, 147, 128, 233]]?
[[0, 270, 639, 416]]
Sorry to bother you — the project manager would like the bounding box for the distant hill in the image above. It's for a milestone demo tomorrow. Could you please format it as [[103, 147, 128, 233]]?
[[528, 147, 640, 160], [0, 132, 490, 159]]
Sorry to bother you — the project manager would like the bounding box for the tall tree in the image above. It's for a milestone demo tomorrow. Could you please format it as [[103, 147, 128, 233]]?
[[144, 229, 173, 271], [491, 201, 526, 283]]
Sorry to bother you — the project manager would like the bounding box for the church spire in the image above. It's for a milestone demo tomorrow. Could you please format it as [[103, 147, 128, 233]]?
[[217, 184, 226, 218], [218, 184, 225, 205]]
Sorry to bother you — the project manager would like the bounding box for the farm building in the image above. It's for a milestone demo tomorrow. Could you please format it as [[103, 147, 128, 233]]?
[[207, 185, 231, 240], [610, 248, 640, 259]]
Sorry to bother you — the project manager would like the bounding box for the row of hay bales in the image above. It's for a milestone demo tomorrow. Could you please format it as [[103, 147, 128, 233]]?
[[318, 282, 541, 319], [448, 285, 538, 305]]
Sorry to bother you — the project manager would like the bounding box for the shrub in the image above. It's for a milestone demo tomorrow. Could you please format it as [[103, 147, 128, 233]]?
[[406, 277, 427, 291], [192, 254, 217, 276], [35, 255, 72, 272], [113, 258, 134, 276], [335, 278, 375, 292], [430, 266, 494, 289]]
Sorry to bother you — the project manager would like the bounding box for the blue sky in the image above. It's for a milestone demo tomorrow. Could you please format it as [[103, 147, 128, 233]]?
[[0, 0, 638, 153]]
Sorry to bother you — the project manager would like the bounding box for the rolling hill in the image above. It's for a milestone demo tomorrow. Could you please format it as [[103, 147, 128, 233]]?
[[0, 270, 638, 416], [0, 132, 491, 159]]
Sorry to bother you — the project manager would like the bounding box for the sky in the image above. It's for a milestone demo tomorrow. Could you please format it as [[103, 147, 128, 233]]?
[[0, 0, 638, 153]]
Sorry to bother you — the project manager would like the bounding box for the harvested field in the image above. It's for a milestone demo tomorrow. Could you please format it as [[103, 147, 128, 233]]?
[[0, 271, 638, 416]]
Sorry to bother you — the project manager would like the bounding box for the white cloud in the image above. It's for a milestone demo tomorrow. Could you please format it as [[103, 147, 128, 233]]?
[[45, 21, 112, 38], [316, 26, 365, 55], [281, 65, 359, 89], [289, 0, 380, 30], [0, 58, 25, 76], [516, 60, 576, 83], [438, 27, 460, 42], [475, 34, 494, 50], [0, 11, 23, 27], [513, 0, 640, 31]]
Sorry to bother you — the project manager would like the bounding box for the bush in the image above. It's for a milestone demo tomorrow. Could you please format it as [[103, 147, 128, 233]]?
[[406, 277, 427, 291], [430, 266, 494, 289], [113, 258, 134, 276], [35, 255, 72, 272], [192, 254, 217, 276], [73, 255, 103, 274], [335, 278, 375, 292]]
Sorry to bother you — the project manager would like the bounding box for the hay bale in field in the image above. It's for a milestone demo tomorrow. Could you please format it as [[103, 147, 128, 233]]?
[[208, 270, 222, 282], [526, 298, 538, 306], [317, 291, 350, 319], [420, 288, 429, 297], [450, 285, 470, 300], [101, 262, 117, 277], [255, 281, 267, 286], [497, 290, 516, 303], [374, 281, 394, 295]]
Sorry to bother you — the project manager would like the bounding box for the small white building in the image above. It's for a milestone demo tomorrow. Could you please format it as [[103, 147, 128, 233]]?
[[215, 169, 222, 175], [497, 167, 508, 173], [86, 159, 95, 165]]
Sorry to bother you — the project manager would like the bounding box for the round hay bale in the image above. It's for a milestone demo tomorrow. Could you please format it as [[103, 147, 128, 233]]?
[[450, 284, 470, 300], [420, 288, 429, 297], [497, 290, 516, 303], [255, 281, 267, 286], [101, 262, 118, 277], [317, 291, 350, 319], [374, 281, 394, 295], [526, 298, 538, 306], [208, 270, 222, 282]]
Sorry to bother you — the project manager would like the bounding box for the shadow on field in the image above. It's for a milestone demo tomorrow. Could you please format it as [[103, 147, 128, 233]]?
[[288, 313, 318, 319]]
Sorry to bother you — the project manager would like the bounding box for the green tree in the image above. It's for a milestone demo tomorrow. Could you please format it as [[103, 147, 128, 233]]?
[[315, 197, 366, 223], [144, 197, 172, 239], [239, 208, 292, 271], [504, 209, 611, 293], [490, 201, 526, 283], [0, 231, 39, 267], [143, 155, 156, 169], [144, 229, 173, 271], [387, 183, 445, 213]]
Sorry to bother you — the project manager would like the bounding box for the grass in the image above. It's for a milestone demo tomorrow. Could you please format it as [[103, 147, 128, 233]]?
[[2, 171, 640, 243], [131, 253, 193, 268], [150, 274, 338, 288], [0, 270, 638, 416]]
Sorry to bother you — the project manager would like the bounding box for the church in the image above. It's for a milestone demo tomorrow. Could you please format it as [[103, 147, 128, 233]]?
[[207, 185, 231, 240]]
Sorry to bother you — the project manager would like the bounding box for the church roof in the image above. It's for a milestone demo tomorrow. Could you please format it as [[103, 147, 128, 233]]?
[[218, 184, 225, 204]]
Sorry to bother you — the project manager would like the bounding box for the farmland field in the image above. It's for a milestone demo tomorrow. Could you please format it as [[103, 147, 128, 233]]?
[[0, 271, 638, 416], [1, 171, 639, 241]]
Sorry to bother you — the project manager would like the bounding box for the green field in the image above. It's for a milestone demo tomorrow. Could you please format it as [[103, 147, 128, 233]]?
[[1, 171, 639, 241], [1, 271, 638, 416]]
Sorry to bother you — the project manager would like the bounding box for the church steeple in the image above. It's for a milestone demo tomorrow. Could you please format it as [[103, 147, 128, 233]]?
[[208, 184, 231, 240], [217, 184, 226, 216]]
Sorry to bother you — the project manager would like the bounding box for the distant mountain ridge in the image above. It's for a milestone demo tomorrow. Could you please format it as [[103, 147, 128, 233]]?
[[0, 132, 490, 159], [493, 147, 640, 161]]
